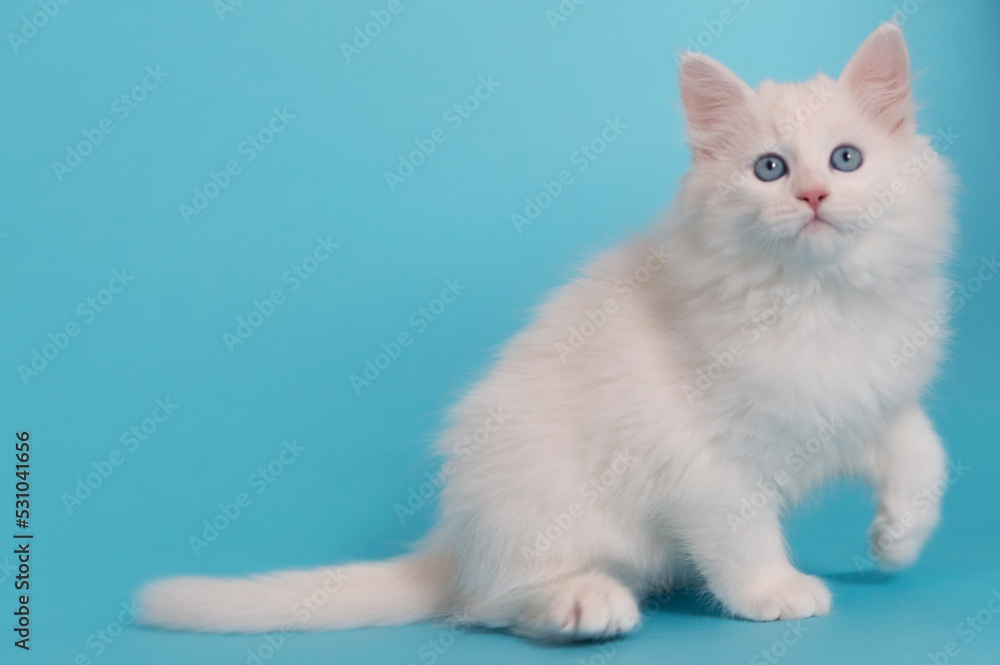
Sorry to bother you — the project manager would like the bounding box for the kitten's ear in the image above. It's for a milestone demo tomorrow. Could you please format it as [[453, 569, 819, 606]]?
[[679, 53, 756, 160], [840, 23, 914, 133], [679, 53, 754, 159]]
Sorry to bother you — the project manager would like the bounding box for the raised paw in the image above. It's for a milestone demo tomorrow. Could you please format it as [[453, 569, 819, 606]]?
[[868, 510, 937, 570], [517, 573, 641, 642], [722, 570, 832, 622]]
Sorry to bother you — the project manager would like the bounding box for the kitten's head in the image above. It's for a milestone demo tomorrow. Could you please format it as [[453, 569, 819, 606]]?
[[677, 24, 951, 275]]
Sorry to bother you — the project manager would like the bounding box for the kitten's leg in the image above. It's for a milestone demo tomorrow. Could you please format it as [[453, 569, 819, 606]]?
[[671, 465, 831, 621], [508, 572, 641, 642], [863, 406, 946, 569]]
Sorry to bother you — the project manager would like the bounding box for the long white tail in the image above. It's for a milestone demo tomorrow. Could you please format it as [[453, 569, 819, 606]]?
[[138, 554, 450, 633]]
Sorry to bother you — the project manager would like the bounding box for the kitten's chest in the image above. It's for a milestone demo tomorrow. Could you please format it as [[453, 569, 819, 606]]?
[[709, 289, 936, 441]]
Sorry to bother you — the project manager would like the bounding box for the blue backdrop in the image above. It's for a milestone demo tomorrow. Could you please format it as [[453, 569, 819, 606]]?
[[2, 1, 998, 664]]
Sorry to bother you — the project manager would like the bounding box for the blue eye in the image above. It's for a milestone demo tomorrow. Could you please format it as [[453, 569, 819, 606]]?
[[753, 154, 787, 182], [830, 145, 863, 172]]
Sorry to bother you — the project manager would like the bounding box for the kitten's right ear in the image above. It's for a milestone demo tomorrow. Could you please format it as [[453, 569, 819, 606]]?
[[678, 53, 756, 161], [839, 23, 914, 133]]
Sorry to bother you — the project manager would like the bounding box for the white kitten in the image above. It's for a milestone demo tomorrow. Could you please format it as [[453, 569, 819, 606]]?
[[140, 24, 955, 641]]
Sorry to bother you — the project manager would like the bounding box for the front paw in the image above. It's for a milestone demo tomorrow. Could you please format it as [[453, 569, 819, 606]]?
[[868, 510, 938, 570], [720, 571, 832, 622]]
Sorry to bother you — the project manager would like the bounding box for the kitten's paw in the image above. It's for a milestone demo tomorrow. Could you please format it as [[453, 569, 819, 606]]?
[[517, 573, 641, 642], [723, 571, 831, 622], [868, 512, 937, 570]]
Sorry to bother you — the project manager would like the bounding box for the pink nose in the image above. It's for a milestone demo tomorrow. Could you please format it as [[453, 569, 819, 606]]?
[[797, 189, 829, 212]]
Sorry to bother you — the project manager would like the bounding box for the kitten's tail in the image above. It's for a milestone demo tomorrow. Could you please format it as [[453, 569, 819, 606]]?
[[137, 552, 452, 633]]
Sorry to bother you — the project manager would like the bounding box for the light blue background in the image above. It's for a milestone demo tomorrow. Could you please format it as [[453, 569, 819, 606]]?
[[1, 1, 998, 664]]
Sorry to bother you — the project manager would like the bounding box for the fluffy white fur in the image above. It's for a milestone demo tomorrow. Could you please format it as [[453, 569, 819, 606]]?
[[140, 24, 955, 641]]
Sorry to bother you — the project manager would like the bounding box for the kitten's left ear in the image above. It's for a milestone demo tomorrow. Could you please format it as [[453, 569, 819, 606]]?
[[840, 23, 914, 133]]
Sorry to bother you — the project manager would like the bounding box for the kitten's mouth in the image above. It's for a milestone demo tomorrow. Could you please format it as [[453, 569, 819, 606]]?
[[799, 215, 838, 234]]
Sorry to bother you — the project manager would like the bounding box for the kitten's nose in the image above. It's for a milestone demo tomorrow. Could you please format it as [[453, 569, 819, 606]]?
[[797, 189, 829, 212]]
